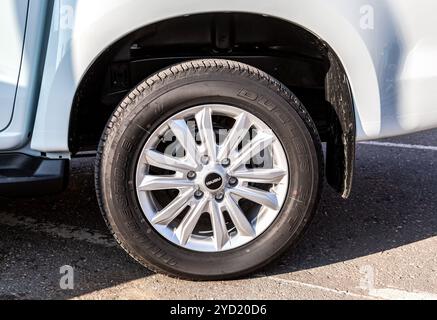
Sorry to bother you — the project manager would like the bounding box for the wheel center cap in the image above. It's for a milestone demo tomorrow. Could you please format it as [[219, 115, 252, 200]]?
[[204, 173, 224, 191]]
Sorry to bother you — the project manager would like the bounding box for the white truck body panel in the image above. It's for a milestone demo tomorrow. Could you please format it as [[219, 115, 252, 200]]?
[[1, 0, 437, 153], [0, 0, 29, 131]]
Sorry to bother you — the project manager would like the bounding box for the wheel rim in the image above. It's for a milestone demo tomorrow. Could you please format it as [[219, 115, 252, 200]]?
[[136, 105, 289, 252]]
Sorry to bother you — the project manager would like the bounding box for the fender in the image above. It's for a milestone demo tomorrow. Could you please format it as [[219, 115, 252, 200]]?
[[31, 0, 381, 154]]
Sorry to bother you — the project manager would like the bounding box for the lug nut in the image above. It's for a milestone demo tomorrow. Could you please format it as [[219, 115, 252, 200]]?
[[194, 190, 204, 199], [221, 158, 231, 168], [215, 192, 225, 202], [187, 171, 197, 180], [201, 155, 210, 165], [229, 177, 238, 187]]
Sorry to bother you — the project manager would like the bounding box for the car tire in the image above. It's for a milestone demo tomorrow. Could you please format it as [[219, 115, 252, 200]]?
[[95, 59, 324, 280]]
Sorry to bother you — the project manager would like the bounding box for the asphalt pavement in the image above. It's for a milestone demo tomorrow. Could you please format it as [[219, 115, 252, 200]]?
[[1, 130, 437, 300]]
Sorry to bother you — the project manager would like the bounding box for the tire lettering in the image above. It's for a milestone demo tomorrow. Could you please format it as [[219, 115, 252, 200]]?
[[238, 89, 276, 110]]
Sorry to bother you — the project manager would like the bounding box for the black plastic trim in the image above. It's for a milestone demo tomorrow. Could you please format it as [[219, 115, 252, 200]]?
[[325, 47, 356, 199], [0, 153, 69, 197]]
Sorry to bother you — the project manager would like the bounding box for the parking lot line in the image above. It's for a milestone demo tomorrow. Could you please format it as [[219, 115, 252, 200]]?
[[360, 141, 437, 151], [267, 276, 375, 300], [365, 287, 437, 300]]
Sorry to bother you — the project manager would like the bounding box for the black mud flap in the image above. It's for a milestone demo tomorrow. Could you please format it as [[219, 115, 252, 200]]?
[[325, 48, 356, 199]]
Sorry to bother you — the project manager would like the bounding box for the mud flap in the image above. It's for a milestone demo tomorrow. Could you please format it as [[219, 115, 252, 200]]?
[[325, 49, 356, 199]]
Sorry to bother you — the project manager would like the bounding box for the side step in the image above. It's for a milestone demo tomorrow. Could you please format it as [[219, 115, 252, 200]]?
[[0, 154, 69, 197]]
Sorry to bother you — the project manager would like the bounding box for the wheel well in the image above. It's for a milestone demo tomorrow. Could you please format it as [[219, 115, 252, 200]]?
[[69, 12, 355, 197]]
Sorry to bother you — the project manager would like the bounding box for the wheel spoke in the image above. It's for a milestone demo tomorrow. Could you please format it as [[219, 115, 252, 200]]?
[[175, 198, 209, 246], [196, 107, 217, 161], [137, 105, 290, 252], [138, 176, 194, 191], [169, 119, 199, 164], [152, 189, 194, 226], [224, 194, 255, 237], [144, 149, 197, 173], [233, 168, 287, 184], [229, 132, 275, 171], [230, 186, 279, 210], [209, 201, 230, 250], [217, 113, 252, 161]]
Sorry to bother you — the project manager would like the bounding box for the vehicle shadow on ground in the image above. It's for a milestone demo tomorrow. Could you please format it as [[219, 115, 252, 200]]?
[[0, 158, 150, 300], [267, 145, 437, 276], [0, 144, 436, 299]]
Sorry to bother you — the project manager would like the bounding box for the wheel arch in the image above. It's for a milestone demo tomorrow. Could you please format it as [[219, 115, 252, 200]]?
[[31, 4, 372, 197]]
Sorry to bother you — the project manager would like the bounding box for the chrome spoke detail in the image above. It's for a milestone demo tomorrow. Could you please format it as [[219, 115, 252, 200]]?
[[152, 189, 194, 226], [230, 186, 279, 210], [196, 107, 217, 161], [210, 200, 230, 250], [233, 168, 288, 184], [138, 176, 194, 191], [175, 198, 209, 246], [169, 119, 199, 164], [136, 104, 289, 253], [144, 149, 197, 173], [217, 113, 251, 161], [229, 132, 275, 172], [224, 193, 256, 237]]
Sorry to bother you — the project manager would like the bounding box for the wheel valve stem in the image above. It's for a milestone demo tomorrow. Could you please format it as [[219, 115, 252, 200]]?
[[201, 155, 210, 165]]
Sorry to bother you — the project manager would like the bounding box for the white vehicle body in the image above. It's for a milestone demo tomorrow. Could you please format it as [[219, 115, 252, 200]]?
[[1, 0, 436, 153]]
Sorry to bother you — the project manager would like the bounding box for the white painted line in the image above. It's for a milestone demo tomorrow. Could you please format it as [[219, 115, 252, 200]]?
[[360, 141, 437, 151], [267, 276, 376, 300], [268, 277, 437, 301], [0, 213, 116, 248], [367, 288, 437, 301]]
